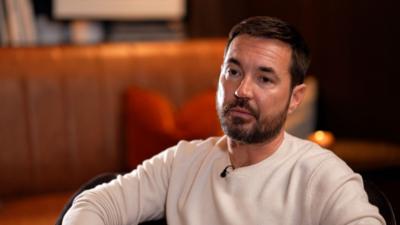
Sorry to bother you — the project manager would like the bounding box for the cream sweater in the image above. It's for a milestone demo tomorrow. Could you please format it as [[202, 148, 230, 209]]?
[[63, 133, 385, 225]]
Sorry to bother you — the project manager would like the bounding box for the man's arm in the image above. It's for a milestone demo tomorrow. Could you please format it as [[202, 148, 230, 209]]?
[[62, 147, 175, 225], [307, 156, 386, 225]]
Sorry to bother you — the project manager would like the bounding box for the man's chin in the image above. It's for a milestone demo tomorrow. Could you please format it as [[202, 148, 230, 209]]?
[[227, 132, 257, 144], [220, 117, 258, 142], [225, 121, 254, 132], [224, 126, 255, 142]]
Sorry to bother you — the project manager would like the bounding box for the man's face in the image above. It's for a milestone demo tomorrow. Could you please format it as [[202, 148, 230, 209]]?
[[217, 34, 301, 144]]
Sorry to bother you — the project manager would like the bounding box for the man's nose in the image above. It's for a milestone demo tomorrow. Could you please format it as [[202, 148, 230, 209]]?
[[234, 76, 253, 99]]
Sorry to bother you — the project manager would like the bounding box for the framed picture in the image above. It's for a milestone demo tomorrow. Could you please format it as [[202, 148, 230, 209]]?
[[54, 0, 185, 20]]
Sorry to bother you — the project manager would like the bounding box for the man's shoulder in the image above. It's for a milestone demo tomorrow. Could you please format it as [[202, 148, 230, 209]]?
[[285, 133, 353, 175], [285, 132, 330, 157]]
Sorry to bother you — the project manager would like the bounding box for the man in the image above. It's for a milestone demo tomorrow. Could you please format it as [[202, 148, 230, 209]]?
[[63, 16, 385, 225]]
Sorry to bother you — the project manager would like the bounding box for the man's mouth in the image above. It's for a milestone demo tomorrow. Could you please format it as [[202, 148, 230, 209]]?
[[228, 106, 256, 119]]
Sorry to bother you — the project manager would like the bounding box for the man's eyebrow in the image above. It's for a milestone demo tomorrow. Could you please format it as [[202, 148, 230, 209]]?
[[226, 58, 277, 75], [259, 66, 275, 74], [226, 57, 241, 66]]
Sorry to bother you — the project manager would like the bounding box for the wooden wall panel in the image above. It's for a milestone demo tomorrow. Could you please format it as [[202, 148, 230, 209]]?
[[99, 45, 141, 171], [175, 40, 224, 105], [24, 74, 72, 192], [0, 50, 34, 196], [99, 40, 224, 107], [9, 48, 75, 193], [0, 47, 123, 195], [63, 74, 108, 180], [59, 47, 120, 187], [97, 73, 121, 173], [0, 39, 246, 196], [0, 75, 33, 196]]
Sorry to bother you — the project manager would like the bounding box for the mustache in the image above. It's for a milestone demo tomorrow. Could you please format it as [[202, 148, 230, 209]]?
[[223, 98, 259, 119]]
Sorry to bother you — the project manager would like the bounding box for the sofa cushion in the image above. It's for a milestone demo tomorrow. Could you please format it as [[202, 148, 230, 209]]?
[[125, 88, 222, 169], [175, 89, 223, 139]]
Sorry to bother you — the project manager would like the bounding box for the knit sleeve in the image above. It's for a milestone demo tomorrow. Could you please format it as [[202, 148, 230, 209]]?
[[306, 155, 386, 225], [62, 147, 176, 225]]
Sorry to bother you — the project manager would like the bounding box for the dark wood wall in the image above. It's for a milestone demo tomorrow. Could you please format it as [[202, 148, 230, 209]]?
[[186, 0, 400, 143]]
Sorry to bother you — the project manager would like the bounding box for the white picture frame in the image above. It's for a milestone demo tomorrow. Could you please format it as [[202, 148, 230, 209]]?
[[53, 0, 185, 20]]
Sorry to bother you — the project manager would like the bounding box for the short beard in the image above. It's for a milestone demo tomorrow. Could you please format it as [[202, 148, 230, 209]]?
[[218, 97, 289, 144]]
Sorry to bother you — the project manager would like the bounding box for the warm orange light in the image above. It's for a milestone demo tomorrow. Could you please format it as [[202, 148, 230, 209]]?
[[308, 130, 335, 148]]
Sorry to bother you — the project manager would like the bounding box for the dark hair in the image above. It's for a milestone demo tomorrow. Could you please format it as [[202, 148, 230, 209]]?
[[226, 16, 311, 88]]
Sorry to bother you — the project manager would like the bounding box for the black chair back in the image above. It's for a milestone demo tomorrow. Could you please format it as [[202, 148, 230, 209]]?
[[364, 179, 397, 225]]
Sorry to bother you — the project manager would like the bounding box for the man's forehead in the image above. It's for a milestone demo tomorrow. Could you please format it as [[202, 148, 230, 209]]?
[[228, 35, 291, 54], [224, 35, 292, 68]]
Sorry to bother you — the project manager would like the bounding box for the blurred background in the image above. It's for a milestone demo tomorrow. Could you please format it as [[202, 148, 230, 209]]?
[[1, 0, 399, 223], [2, 0, 396, 143]]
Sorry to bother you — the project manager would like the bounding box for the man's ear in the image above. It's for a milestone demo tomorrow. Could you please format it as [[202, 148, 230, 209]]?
[[288, 84, 306, 114]]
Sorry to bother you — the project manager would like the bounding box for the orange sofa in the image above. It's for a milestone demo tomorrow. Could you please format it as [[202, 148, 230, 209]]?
[[0, 39, 226, 224]]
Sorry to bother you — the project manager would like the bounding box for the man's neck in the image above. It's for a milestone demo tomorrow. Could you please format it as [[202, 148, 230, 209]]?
[[227, 131, 285, 168]]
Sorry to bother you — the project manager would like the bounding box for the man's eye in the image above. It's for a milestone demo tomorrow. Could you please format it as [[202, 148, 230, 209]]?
[[227, 68, 239, 76], [260, 76, 271, 83]]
